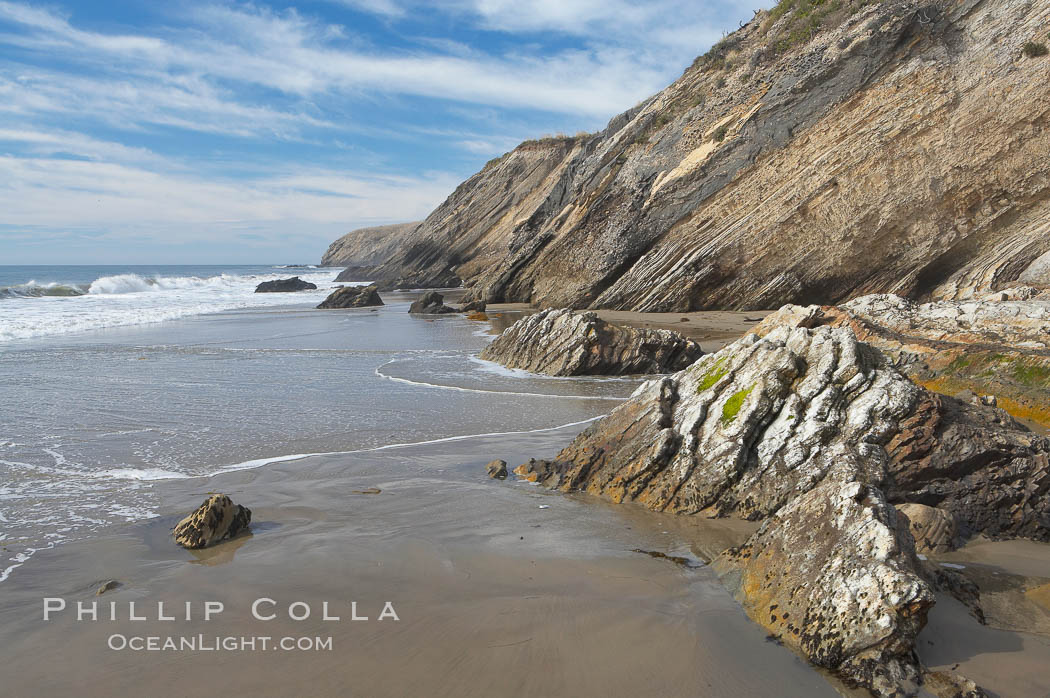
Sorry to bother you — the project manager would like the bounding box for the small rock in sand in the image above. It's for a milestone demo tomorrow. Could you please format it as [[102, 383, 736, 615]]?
[[96, 580, 122, 595], [173, 494, 252, 550], [485, 460, 508, 479]]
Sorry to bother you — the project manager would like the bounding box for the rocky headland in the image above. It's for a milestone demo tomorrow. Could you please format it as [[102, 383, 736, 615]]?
[[321, 222, 421, 268], [324, 0, 1050, 312], [480, 308, 703, 376], [512, 318, 1050, 696]]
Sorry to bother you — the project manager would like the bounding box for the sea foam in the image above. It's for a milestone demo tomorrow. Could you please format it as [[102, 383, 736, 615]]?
[[1, 270, 337, 342]]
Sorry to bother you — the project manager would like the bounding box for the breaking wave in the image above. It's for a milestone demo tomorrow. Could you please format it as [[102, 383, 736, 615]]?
[[0, 270, 337, 342]]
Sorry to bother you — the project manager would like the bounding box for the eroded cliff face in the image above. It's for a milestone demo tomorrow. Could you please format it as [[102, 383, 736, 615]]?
[[321, 222, 421, 268], [345, 0, 1050, 311]]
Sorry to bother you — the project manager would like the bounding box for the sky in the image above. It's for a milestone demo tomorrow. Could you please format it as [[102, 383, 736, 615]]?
[[0, 0, 762, 264]]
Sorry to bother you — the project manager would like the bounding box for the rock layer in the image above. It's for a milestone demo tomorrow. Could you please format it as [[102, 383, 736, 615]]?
[[255, 277, 317, 293], [329, 0, 1050, 312], [515, 324, 1050, 695], [479, 308, 703, 376], [173, 494, 252, 549], [316, 285, 384, 309]]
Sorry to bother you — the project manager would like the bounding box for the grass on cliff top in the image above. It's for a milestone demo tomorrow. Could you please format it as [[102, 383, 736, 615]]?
[[688, 0, 883, 76], [1022, 42, 1049, 58], [767, 0, 886, 55]]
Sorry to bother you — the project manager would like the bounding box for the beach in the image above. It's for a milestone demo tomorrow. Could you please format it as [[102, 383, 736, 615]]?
[[3, 272, 1050, 697], [0, 427, 848, 697]]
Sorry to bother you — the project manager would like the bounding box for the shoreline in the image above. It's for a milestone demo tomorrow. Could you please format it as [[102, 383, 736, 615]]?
[[0, 426, 844, 697], [5, 292, 1050, 696]]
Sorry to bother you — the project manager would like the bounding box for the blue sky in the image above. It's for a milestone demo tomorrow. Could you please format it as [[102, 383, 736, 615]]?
[[0, 0, 761, 264]]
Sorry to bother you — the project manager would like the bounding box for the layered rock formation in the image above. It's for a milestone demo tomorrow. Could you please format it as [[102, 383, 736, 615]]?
[[757, 292, 1050, 427], [325, 0, 1050, 312], [173, 494, 252, 549], [255, 277, 317, 293], [515, 324, 1050, 695], [408, 291, 456, 314], [316, 285, 383, 309], [321, 222, 421, 268], [480, 308, 703, 376]]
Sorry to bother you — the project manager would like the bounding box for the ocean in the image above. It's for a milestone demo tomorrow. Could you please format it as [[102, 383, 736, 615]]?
[[0, 265, 635, 583]]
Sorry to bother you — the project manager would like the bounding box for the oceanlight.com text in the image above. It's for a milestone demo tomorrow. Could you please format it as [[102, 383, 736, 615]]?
[[107, 634, 334, 651]]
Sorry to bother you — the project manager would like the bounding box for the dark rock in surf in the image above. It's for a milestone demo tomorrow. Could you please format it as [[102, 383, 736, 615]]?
[[255, 276, 317, 293], [173, 494, 252, 549], [317, 285, 384, 309], [409, 291, 456, 314]]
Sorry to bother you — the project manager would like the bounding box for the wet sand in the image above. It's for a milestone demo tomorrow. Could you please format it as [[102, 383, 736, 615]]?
[[0, 426, 839, 698]]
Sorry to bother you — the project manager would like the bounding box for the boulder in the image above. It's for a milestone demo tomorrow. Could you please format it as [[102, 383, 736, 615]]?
[[316, 285, 384, 309], [255, 276, 317, 293], [461, 299, 487, 313], [408, 291, 456, 314], [485, 459, 508, 479], [479, 308, 703, 376], [515, 323, 1050, 695], [715, 477, 933, 696], [173, 494, 252, 549], [895, 504, 956, 555]]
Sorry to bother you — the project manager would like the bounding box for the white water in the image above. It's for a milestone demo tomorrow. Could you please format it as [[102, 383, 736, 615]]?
[[0, 270, 342, 342]]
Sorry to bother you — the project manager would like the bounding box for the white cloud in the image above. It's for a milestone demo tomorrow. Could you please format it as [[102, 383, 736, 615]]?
[[0, 0, 759, 261], [0, 1, 733, 125]]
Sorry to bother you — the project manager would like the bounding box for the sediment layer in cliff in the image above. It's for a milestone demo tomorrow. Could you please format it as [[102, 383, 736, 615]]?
[[333, 0, 1050, 311]]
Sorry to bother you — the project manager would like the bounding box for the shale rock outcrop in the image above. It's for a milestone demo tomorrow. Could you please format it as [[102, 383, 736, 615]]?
[[173, 494, 252, 549], [516, 324, 1050, 695], [316, 285, 384, 309], [326, 0, 1050, 312], [757, 293, 1050, 427], [408, 291, 456, 314], [255, 277, 317, 293], [479, 308, 703, 376]]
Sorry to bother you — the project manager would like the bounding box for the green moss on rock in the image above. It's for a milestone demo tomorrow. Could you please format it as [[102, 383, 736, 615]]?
[[697, 356, 730, 393], [722, 385, 754, 425]]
